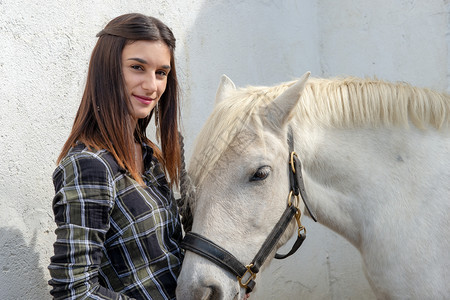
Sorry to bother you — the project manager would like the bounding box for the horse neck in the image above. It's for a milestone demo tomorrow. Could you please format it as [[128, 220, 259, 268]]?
[[291, 121, 446, 249], [301, 166, 363, 247]]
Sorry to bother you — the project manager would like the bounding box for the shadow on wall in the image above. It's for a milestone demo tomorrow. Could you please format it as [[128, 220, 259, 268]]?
[[0, 227, 49, 299]]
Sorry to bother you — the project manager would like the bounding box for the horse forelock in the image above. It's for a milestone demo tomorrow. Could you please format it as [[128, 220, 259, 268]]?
[[188, 85, 284, 189], [188, 77, 450, 200]]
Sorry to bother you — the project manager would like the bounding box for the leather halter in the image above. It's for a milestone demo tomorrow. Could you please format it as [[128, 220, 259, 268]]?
[[180, 127, 317, 293]]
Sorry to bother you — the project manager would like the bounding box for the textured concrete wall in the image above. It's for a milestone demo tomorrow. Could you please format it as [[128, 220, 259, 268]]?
[[0, 0, 447, 299]]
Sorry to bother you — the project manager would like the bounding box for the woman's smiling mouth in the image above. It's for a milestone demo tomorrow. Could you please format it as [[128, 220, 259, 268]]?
[[133, 94, 154, 105]]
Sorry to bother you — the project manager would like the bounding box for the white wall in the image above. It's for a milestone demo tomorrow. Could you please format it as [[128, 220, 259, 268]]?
[[0, 0, 447, 299]]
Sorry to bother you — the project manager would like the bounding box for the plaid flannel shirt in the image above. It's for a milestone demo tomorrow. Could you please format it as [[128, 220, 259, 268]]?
[[48, 143, 183, 300]]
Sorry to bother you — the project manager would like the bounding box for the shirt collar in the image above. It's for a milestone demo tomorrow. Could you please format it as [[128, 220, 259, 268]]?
[[141, 142, 155, 169]]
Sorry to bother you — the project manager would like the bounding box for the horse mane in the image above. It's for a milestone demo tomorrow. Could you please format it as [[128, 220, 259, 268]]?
[[298, 77, 449, 129], [189, 77, 450, 188]]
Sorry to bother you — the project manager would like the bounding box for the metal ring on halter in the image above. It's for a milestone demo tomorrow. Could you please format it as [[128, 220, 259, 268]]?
[[288, 190, 300, 208], [290, 151, 297, 173]]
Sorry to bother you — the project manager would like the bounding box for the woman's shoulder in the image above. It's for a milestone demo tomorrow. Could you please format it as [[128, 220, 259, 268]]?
[[54, 143, 124, 181]]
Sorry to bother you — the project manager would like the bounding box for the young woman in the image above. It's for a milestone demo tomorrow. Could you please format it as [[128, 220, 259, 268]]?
[[48, 13, 183, 299]]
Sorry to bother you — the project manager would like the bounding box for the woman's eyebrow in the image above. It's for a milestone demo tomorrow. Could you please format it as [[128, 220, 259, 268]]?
[[127, 57, 171, 70], [127, 57, 148, 64]]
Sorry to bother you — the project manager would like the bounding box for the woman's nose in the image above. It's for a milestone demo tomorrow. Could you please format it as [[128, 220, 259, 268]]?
[[142, 73, 157, 93]]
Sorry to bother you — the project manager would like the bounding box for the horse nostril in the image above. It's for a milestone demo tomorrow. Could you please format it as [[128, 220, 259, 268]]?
[[207, 284, 223, 299], [193, 284, 222, 300]]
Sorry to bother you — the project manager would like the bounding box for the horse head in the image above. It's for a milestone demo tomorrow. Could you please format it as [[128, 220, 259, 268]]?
[[176, 72, 311, 299]]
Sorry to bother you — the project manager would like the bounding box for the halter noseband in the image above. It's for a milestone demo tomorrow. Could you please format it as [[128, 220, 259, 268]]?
[[180, 127, 317, 294]]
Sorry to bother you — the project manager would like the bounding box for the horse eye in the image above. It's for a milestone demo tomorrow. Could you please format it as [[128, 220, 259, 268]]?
[[250, 166, 271, 181]]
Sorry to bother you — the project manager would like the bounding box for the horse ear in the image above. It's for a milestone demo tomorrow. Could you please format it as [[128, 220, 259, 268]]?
[[263, 71, 310, 129], [215, 74, 236, 106]]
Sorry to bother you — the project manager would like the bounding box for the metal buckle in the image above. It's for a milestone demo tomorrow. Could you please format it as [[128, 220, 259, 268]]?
[[237, 264, 256, 289]]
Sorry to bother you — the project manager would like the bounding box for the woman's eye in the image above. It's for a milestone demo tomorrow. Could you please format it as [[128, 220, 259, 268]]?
[[156, 70, 167, 77], [131, 65, 143, 71], [250, 166, 271, 182]]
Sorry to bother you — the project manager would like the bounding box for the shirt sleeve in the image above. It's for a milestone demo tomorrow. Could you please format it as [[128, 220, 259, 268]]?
[[48, 152, 134, 300]]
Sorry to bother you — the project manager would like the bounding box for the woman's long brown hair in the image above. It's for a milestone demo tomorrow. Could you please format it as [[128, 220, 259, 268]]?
[[58, 13, 181, 186]]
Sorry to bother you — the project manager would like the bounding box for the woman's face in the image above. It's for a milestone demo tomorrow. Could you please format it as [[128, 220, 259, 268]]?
[[121, 40, 171, 120]]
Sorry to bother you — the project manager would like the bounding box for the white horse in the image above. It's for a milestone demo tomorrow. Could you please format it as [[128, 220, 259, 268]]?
[[176, 72, 450, 299]]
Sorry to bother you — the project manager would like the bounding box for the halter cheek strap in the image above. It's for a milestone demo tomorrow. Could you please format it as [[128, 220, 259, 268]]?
[[287, 127, 317, 222]]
